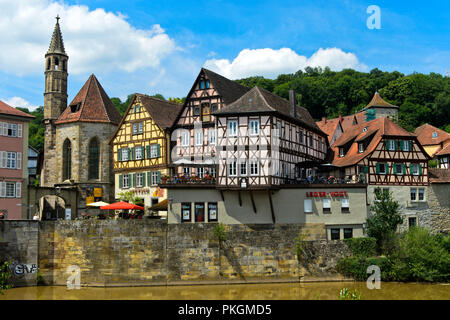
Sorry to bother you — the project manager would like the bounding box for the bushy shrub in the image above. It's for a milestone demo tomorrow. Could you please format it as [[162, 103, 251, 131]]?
[[343, 237, 377, 257]]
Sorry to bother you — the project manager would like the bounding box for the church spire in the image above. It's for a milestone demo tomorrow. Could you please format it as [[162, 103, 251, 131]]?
[[47, 15, 66, 55]]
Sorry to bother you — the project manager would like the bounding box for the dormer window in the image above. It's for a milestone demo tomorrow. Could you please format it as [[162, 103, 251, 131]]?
[[358, 142, 364, 153], [339, 147, 345, 157], [199, 80, 205, 89], [432, 132, 438, 138], [363, 127, 368, 132], [70, 103, 80, 113], [205, 80, 210, 89]]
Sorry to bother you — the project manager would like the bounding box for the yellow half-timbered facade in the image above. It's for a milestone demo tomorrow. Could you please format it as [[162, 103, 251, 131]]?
[[110, 94, 182, 212]]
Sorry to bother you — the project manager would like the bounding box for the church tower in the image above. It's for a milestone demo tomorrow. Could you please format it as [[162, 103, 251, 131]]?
[[42, 16, 68, 187]]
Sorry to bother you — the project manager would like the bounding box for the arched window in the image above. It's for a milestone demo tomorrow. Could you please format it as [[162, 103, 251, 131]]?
[[54, 57, 59, 70], [62, 139, 71, 180], [46, 58, 51, 70], [88, 138, 99, 180]]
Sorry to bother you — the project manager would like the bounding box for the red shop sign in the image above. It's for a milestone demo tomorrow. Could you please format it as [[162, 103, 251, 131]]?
[[306, 191, 348, 198]]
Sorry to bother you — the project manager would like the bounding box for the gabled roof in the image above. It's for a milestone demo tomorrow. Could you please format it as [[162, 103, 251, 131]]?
[[362, 91, 398, 110], [332, 117, 416, 167], [436, 143, 450, 157], [47, 16, 66, 56], [316, 118, 342, 143], [0, 100, 35, 120], [109, 94, 183, 144], [414, 123, 450, 146], [56, 74, 122, 125], [202, 68, 250, 104], [214, 86, 321, 133], [138, 94, 183, 129]]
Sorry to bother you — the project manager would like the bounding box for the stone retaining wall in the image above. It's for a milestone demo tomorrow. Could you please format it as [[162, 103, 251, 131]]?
[[1, 220, 351, 287]]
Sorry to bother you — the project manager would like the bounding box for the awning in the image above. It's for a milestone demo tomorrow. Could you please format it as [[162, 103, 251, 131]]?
[[148, 199, 168, 211], [100, 201, 144, 210]]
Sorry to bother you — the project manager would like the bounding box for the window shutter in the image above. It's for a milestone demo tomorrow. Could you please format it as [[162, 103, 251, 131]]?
[[127, 148, 130, 160], [18, 124, 22, 138], [386, 163, 390, 174], [2, 151, 6, 168], [402, 164, 406, 174], [147, 172, 151, 186], [409, 141, 413, 151], [146, 145, 150, 159], [157, 171, 161, 184], [16, 182, 21, 198], [375, 163, 380, 174], [119, 174, 123, 188], [0, 182, 5, 197], [364, 166, 369, 174], [157, 144, 161, 157], [384, 140, 389, 149], [132, 173, 136, 187], [17, 152, 21, 169], [131, 147, 135, 160], [0, 151, 4, 168], [2, 122, 7, 136], [409, 163, 413, 174], [0, 122, 3, 135], [396, 140, 401, 151], [142, 172, 146, 186], [142, 146, 146, 159], [418, 164, 423, 175], [118, 148, 122, 161]]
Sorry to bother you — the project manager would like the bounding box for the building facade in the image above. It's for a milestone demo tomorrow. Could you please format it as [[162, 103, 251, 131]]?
[[40, 18, 121, 218], [0, 101, 34, 219], [110, 94, 182, 212]]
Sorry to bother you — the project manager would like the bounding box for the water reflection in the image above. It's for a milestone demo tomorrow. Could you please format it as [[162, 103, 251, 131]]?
[[1, 282, 449, 300]]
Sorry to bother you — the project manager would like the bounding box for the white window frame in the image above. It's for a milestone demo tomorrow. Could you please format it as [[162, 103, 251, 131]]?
[[122, 174, 130, 188], [410, 188, 417, 201], [402, 140, 410, 151], [388, 140, 396, 151], [136, 173, 144, 187], [240, 161, 247, 176], [228, 120, 238, 137], [150, 144, 159, 158], [195, 130, 203, 146], [249, 119, 259, 136], [7, 123, 17, 137], [6, 152, 16, 169], [304, 199, 312, 213], [6, 182, 16, 198], [341, 198, 350, 212], [410, 163, 419, 175], [181, 131, 190, 146], [418, 188, 425, 201], [132, 123, 138, 135], [250, 160, 259, 176], [208, 128, 216, 145], [322, 198, 331, 212], [228, 160, 237, 176], [151, 171, 159, 185], [138, 122, 143, 133], [121, 148, 129, 161], [379, 163, 387, 174], [135, 146, 143, 160], [395, 163, 403, 175]]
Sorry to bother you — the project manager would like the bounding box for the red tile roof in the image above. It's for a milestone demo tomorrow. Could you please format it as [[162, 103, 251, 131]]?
[[56, 74, 122, 125], [316, 118, 341, 143], [436, 143, 450, 156], [429, 168, 450, 183], [331, 117, 416, 167], [0, 100, 35, 119], [414, 123, 450, 146]]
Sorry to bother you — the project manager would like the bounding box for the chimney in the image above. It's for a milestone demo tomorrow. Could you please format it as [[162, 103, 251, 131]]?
[[289, 90, 297, 119], [322, 117, 327, 124], [339, 114, 343, 123]]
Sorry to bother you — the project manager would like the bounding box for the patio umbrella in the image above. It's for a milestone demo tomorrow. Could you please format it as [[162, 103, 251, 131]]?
[[87, 201, 110, 207], [100, 201, 144, 210]]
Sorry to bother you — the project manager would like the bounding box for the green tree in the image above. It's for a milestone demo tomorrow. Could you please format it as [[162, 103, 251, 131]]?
[[366, 188, 403, 254]]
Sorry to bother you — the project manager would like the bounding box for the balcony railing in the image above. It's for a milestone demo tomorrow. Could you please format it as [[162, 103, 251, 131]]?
[[279, 174, 367, 185], [161, 174, 216, 186]]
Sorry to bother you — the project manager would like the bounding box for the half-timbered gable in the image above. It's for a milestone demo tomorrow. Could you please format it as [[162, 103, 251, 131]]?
[[110, 93, 182, 209], [331, 117, 430, 186], [171, 68, 250, 176], [214, 87, 328, 189]]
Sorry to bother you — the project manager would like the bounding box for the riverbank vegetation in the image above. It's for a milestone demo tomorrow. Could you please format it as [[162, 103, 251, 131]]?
[[337, 189, 450, 283], [0, 260, 12, 294]]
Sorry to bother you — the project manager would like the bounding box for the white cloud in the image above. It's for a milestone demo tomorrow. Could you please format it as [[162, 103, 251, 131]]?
[[4, 96, 39, 111], [0, 0, 176, 76], [204, 47, 368, 79]]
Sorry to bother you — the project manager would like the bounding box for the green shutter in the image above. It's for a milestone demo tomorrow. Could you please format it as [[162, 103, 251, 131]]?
[[409, 163, 413, 174], [402, 164, 406, 174], [147, 172, 151, 186], [157, 171, 161, 184], [131, 147, 135, 160], [409, 141, 413, 151], [157, 144, 161, 157], [364, 166, 369, 174], [141, 146, 145, 159], [376, 163, 380, 174], [418, 164, 423, 175], [118, 148, 122, 161], [146, 145, 150, 159], [385, 140, 389, 149], [142, 172, 146, 186], [119, 174, 123, 188], [127, 148, 130, 160], [131, 173, 135, 187]]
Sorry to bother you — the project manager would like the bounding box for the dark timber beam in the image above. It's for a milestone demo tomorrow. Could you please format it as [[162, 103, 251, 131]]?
[[250, 191, 257, 214], [267, 190, 276, 223]]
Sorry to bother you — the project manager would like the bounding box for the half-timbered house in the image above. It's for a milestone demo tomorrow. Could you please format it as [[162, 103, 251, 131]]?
[[170, 68, 249, 179], [330, 116, 431, 210], [110, 94, 182, 212]]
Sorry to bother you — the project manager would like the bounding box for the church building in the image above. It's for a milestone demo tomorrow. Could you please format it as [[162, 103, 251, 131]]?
[[40, 17, 121, 218]]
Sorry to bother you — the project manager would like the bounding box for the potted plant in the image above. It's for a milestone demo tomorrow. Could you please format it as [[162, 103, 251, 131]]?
[[161, 174, 170, 184]]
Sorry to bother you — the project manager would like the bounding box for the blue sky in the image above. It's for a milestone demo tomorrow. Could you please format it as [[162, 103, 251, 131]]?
[[0, 0, 448, 110]]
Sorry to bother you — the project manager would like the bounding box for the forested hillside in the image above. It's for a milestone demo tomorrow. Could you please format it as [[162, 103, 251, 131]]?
[[15, 68, 450, 152]]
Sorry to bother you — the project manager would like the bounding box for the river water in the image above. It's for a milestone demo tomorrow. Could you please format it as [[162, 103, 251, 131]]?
[[1, 282, 449, 300]]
